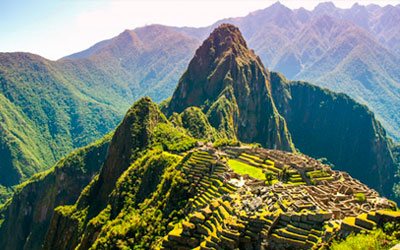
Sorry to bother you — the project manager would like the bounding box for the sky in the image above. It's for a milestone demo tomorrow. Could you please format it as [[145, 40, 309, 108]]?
[[1, 0, 399, 60]]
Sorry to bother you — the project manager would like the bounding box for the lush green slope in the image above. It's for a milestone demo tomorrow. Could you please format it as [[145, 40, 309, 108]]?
[[0, 53, 123, 189], [270, 72, 398, 198], [0, 133, 112, 250], [42, 97, 198, 249], [0, 25, 199, 190], [2, 96, 396, 250]]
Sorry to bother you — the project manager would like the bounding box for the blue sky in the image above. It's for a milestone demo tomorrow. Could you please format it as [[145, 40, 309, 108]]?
[[1, 0, 399, 60]]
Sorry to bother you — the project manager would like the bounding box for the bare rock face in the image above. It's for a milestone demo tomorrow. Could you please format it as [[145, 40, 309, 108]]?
[[167, 24, 294, 151]]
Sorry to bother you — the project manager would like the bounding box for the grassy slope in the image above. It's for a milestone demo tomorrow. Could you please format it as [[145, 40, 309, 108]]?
[[227, 159, 266, 180]]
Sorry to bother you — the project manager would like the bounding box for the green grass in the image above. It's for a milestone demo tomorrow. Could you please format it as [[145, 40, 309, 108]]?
[[330, 229, 399, 250], [227, 159, 266, 180]]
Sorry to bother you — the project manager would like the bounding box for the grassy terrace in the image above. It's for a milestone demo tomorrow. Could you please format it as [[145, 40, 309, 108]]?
[[227, 159, 266, 180]]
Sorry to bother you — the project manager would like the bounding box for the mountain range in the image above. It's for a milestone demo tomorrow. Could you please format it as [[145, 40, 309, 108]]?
[[0, 2, 399, 245], [0, 26, 199, 198], [0, 24, 399, 249], [175, 2, 400, 141], [2, 3, 400, 197]]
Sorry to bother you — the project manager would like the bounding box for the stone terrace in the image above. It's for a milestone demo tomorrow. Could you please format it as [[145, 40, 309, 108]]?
[[161, 146, 399, 250]]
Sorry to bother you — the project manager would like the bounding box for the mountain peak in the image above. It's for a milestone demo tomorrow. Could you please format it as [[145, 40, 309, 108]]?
[[94, 96, 167, 206], [270, 1, 286, 9], [167, 24, 259, 113], [167, 25, 293, 151], [200, 23, 251, 60], [314, 2, 336, 12]]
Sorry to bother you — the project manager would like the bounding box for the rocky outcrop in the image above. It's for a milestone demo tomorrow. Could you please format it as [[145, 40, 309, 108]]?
[[167, 24, 294, 151]]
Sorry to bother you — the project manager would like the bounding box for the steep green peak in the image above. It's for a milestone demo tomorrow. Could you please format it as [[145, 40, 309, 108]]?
[[198, 23, 254, 63], [92, 96, 168, 208], [124, 96, 166, 122], [167, 24, 267, 114], [167, 24, 293, 151]]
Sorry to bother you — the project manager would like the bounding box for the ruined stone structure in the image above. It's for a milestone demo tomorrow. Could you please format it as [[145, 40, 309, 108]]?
[[161, 146, 400, 249]]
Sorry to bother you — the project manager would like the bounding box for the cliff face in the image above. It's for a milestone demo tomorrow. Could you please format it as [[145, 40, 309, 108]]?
[[270, 72, 397, 197], [0, 134, 111, 250], [167, 24, 293, 151]]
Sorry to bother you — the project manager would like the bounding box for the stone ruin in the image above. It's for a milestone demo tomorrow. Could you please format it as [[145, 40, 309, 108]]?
[[160, 146, 400, 249]]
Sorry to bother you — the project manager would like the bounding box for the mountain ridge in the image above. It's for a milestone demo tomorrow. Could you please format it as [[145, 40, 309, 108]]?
[[0, 24, 399, 249]]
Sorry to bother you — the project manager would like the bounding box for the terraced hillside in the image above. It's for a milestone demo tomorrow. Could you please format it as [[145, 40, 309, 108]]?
[[161, 146, 399, 249]]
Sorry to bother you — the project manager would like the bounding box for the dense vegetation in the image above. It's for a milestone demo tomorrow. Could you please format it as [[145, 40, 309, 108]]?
[[0, 25, 199, 193], [166, 24, 293, 151], [331, 222, 400, 250], [41, 97, 199, 249], [270, 72, 398, 200], [0, 133, 112, 250], [0, 53, 123, 192]]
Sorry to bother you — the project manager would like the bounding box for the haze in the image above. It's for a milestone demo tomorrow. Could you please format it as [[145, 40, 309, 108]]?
[[1, 0, 399, 60]]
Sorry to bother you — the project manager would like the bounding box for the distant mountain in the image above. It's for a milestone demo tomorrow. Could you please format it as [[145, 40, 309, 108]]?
[[0, 26, 199, 193], [64, 25, 200, 100], [0, 25, 399, 250]]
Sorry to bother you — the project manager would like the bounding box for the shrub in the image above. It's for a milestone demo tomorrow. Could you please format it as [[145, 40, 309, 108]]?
[[355, 193, 366, 202], [330, 229, 399, 250]]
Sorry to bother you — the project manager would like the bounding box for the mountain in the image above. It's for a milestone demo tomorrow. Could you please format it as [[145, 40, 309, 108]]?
[[0, 53, 122, 191], [166, 24, 293, 151], [0, 26, 200, 195], [172, 2, 400, 142], [63, 25, 200, 100], [251, 4, 400, 142], [44, 97, 197, 250], [270, 72, 397, 196], [167, 24, 398, 198], [0, 24, 399, 250]]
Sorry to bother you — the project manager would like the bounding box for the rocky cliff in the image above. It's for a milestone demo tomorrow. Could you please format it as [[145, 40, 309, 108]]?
[[167, 24, 293, 151]]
